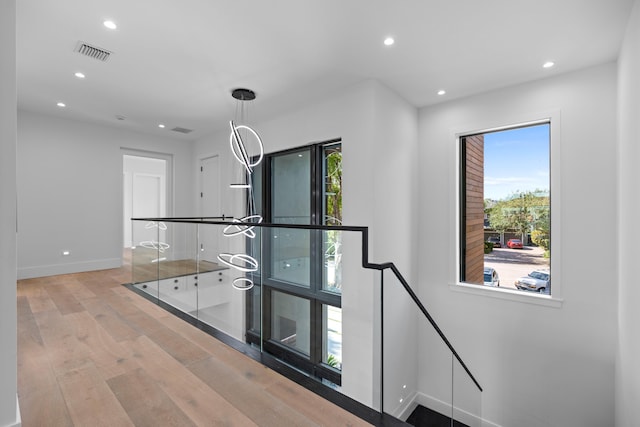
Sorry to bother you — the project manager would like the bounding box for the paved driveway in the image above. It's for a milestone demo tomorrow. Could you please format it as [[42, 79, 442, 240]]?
[[485, 246, 549, 290]]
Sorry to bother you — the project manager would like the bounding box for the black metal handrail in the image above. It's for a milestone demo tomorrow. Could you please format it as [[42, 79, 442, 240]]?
[[132, 217, 483, 392]]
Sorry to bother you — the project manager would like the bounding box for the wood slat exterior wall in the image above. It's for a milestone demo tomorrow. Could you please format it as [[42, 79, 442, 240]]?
[[463, 135, 484, 284]]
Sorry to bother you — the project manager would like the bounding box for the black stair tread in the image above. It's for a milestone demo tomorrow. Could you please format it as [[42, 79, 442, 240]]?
[[406, 405, 469, 427]]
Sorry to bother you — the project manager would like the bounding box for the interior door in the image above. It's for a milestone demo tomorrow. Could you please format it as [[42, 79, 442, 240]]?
[[123, 154, 167, 247]]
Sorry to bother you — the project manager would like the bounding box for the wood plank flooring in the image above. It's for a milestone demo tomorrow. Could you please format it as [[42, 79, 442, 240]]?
[[17, 263, 372, 427]]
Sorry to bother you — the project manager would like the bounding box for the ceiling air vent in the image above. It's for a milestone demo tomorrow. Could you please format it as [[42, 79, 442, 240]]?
[[171, 127, 194, 134], [75, 41, 112, 62]]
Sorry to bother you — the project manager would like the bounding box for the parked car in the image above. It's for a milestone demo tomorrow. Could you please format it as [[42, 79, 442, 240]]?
[[515, 269, 550, 293], [487, 236, 501, 248], [483, 267, 500, 287], [507, 238, 523, 249]]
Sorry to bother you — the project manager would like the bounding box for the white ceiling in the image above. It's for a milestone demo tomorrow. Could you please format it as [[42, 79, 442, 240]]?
[[16, 0, 635, 141]]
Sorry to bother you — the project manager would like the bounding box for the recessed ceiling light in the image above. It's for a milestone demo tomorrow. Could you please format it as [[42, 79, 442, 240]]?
[[103, 20, 117, 30], [543, 61, 555, 68], [437, 90, 446, 96], [56, 102, 66, 108], [383, 37, 395, 46], [158, 124, 166, 128], [74, 72, 85, 79]]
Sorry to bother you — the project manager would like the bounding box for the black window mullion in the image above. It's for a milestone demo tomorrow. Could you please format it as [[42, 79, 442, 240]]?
[[310, 299, 321, 366], [310, 145, 323, 372], [459, 137, 467, 283], [310, 144, 319, 226], [310, 144, 322, 294], [262, 286, 273, 344]]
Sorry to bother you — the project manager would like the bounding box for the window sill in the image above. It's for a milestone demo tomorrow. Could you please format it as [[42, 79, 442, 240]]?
[[449, 282, 563, 308]]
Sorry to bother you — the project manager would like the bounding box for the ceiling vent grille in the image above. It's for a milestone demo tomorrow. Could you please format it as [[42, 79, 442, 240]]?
[[75, 41, 112, 62], [171, 127, 194, 134]]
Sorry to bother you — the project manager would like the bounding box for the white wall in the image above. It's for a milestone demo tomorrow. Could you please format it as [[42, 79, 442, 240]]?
[[370, 84, 420, 418], [418, 63, 618, 427], [193, 80, 419, 411], [17, 110, 194, 279], [616, 1, 640, 425], [0, 2, 19, 426]]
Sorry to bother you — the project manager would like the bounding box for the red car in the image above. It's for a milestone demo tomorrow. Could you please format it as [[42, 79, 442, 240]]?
[[507, 238, 523, 249]]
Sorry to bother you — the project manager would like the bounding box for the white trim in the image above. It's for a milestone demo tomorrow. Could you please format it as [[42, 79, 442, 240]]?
[[4, 394, 21, 427], [450, 282, 563, 308], [198, 154, 222, 217], [17, 258, 121, 280], [120, 148, 175, 217], [121, 149, 174, 267], [389, 390, 419, 421], [452, 109, 563, 304]]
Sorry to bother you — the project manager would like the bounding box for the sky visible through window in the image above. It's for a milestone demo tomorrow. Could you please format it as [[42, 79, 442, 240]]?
[[484, 123, 550, 201]]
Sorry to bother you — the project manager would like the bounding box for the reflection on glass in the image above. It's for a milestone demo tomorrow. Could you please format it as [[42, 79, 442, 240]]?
[[270, 150, 311, 287], [250, 285, 261, 333], [323, 144, 342, 294], [323, 144, 342, 226], [252, 162, 263, 218], [323, 305, 342, 370], [270, 228, 310, 287], [271, 150, 310, 225], [271, 291, 310, 355], [323, 230, 342, 293]]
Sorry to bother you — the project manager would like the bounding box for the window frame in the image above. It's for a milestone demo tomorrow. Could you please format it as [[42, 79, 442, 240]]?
[[452, 112, 563, 308], [245, 138, 343, 384]]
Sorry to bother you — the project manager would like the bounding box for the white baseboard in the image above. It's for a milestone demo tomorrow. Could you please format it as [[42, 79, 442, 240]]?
[[3, 394, 21, 427], [389, 390, 419, 421], [414, 391, 502, 427], [13, 394, 21, 427], [17, 258, 121, 279]]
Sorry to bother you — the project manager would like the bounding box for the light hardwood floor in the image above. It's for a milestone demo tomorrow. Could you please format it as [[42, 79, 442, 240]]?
[[17, 263, 372, 427]]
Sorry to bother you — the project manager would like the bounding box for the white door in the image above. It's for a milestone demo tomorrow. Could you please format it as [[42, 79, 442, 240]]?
[[199, 155, 221, 262], [133, 174, 161, 218], [123, 154, 167, 247]]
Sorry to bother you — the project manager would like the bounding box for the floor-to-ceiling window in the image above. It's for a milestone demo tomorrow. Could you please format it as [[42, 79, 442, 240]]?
[[246, 140, 342, 384]]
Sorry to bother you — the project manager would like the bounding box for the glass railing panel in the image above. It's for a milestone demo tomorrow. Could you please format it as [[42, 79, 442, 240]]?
[[322, 303, 342, 369], [195, 222, 252, 342], [382, 268, 482, 425], [131, 220, 162, 299], [327, 229, 377, 409], [249, 224, 263, 345], [268, 226, 310, 288], [453, 355, 482, 427], [323, 229, 342, 294], [252, 226, 377, 410], [153, 221, 199, 316], [131, 220, 200, 314], [382, 268, 436, 419], [382, 269, 475, 426], [270, 290, 311, 355], [129, 219, 482, 423]]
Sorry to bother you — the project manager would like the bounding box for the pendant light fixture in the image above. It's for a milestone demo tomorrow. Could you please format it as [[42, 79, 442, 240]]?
[[217, 88, 264, 290]]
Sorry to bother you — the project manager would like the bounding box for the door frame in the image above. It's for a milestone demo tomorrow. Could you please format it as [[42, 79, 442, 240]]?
[[121, 148, 174, 257], [199, 154, 222, 218]]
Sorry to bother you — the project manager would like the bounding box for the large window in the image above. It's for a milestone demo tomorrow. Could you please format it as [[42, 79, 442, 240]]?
[[246, 140, 342, 384], [460, 122, 551, 295]]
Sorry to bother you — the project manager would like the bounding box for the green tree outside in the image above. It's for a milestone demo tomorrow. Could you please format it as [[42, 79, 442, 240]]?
[[486, 190, 549, 246]]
